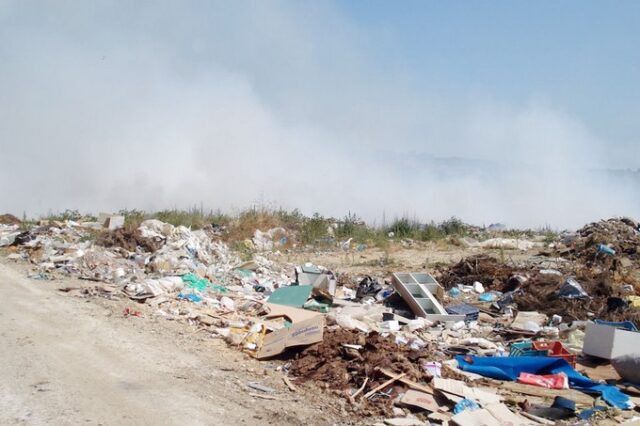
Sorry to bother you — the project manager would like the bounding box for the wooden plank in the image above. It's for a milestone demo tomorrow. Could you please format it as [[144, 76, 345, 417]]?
[[378, 368, 434, 394], [364, 372, 406, 399], [349, 377, 368, 403], [498, 381, 594, 406], [283, 376, 297, 392]]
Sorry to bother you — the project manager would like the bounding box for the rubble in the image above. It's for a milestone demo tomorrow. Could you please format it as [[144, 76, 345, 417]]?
[[3, 215, 640, 423], [561, 218, 640, 262], [96, 227, 163, 253]]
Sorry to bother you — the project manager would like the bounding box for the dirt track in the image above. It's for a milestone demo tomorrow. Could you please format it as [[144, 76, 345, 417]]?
[[0, 261, 345, 426]]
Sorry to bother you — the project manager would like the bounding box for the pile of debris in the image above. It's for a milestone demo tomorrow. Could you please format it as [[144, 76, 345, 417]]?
[[3, 214, 640, 424], [436, 252, 640, 324], [290, 329, 437, 415], [0, 214, 21, 225], [437, 255, 516, 291], [559, 217, 640, 263]]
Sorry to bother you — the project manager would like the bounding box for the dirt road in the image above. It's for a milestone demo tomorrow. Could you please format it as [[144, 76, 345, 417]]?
[[0, 261, 344, 426]]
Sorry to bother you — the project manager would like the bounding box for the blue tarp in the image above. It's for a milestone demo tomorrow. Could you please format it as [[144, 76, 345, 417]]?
[[456, 355, 632, 409]]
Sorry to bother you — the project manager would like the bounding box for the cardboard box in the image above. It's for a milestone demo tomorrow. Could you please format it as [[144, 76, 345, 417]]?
[[583, 322, 640, 360], [255, 303, 324, 359]]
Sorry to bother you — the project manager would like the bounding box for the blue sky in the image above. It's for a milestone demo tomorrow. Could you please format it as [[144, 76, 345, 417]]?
[[0, 1, 638, 226], [336, 1, 640, 161]]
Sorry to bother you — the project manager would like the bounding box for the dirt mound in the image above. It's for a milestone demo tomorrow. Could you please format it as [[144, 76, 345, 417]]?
[[290, 328, 440, 416], [96, 227, 163, 253], [0, 214, 21, 225], [436, 254, 516, 291]]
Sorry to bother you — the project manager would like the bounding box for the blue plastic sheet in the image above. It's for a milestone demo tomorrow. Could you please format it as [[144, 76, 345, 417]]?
[[456, 356, 632, 409]]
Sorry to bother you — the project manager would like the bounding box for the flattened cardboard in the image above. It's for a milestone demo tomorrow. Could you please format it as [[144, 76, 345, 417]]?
[[400, 389, 442, 412], [432, 378, 502, 405], [484, 403, 535, 425], [256, 303, 324, 359], [451, 408, 500, 426], [451, 404, 535, 426]]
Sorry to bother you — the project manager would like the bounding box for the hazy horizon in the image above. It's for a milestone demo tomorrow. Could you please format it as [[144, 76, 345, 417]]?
[[1, 1, 639, 229]]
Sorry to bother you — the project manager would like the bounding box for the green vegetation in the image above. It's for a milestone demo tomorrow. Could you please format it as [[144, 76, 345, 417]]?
[[36, 206, 560, 249], [385, 216, 468, 242], [43, 209, 88, 222]]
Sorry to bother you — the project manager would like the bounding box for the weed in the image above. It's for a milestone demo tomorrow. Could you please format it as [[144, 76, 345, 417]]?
[[43, 209, 84, 222], [301, 213, 328, 245]]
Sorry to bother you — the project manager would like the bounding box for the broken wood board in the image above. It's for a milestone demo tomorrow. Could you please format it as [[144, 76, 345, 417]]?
[[365, 372, 406, 399], [283, 376, 297, 392], [497, 381, 595, 406], [378, 367, 434, 394]]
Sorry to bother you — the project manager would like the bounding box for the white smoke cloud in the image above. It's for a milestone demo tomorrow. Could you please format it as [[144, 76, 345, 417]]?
[[0, 1, 637, 229]]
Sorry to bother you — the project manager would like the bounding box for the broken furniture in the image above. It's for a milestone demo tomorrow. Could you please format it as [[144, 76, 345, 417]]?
[[391, 272, 465, 322]]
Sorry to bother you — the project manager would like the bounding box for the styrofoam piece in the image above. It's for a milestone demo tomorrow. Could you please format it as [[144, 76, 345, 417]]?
[[583, 322, 640, 360]]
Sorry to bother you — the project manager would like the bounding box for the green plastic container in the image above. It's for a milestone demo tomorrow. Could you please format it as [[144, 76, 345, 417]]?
[[509, 341, 548, 357]]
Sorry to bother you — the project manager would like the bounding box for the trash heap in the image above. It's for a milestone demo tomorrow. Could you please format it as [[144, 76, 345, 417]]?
[[561, 218, 640, 263], [2, 218, 293, 297], [437, 249, 640, 324], [189, 262, 640, 424], [3, 215, 640, 425]]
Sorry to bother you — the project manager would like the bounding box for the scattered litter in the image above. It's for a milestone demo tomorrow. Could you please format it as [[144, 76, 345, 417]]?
[[283, 376, 297, 392], [123, 307, 142, 317], [177, 293, 202, 303], [453, 398, 480, 414], [557, 277, 590, 299], [247, 382, 275, 393], [518, 372, 569, 389], [3, 214, 639, 421]]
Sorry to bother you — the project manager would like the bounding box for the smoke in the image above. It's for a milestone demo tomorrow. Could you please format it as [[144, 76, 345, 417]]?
[[0, 1, 638, 229]]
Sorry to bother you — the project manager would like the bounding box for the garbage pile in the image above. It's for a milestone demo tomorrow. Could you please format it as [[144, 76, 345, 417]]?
[[0, 213, 21, 225], [436, 251, 640, 324], [3, 215, 640, 424], [560, 218, 640, 262], [3, 218, 293, 298], [437, 255, 516, 291]]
